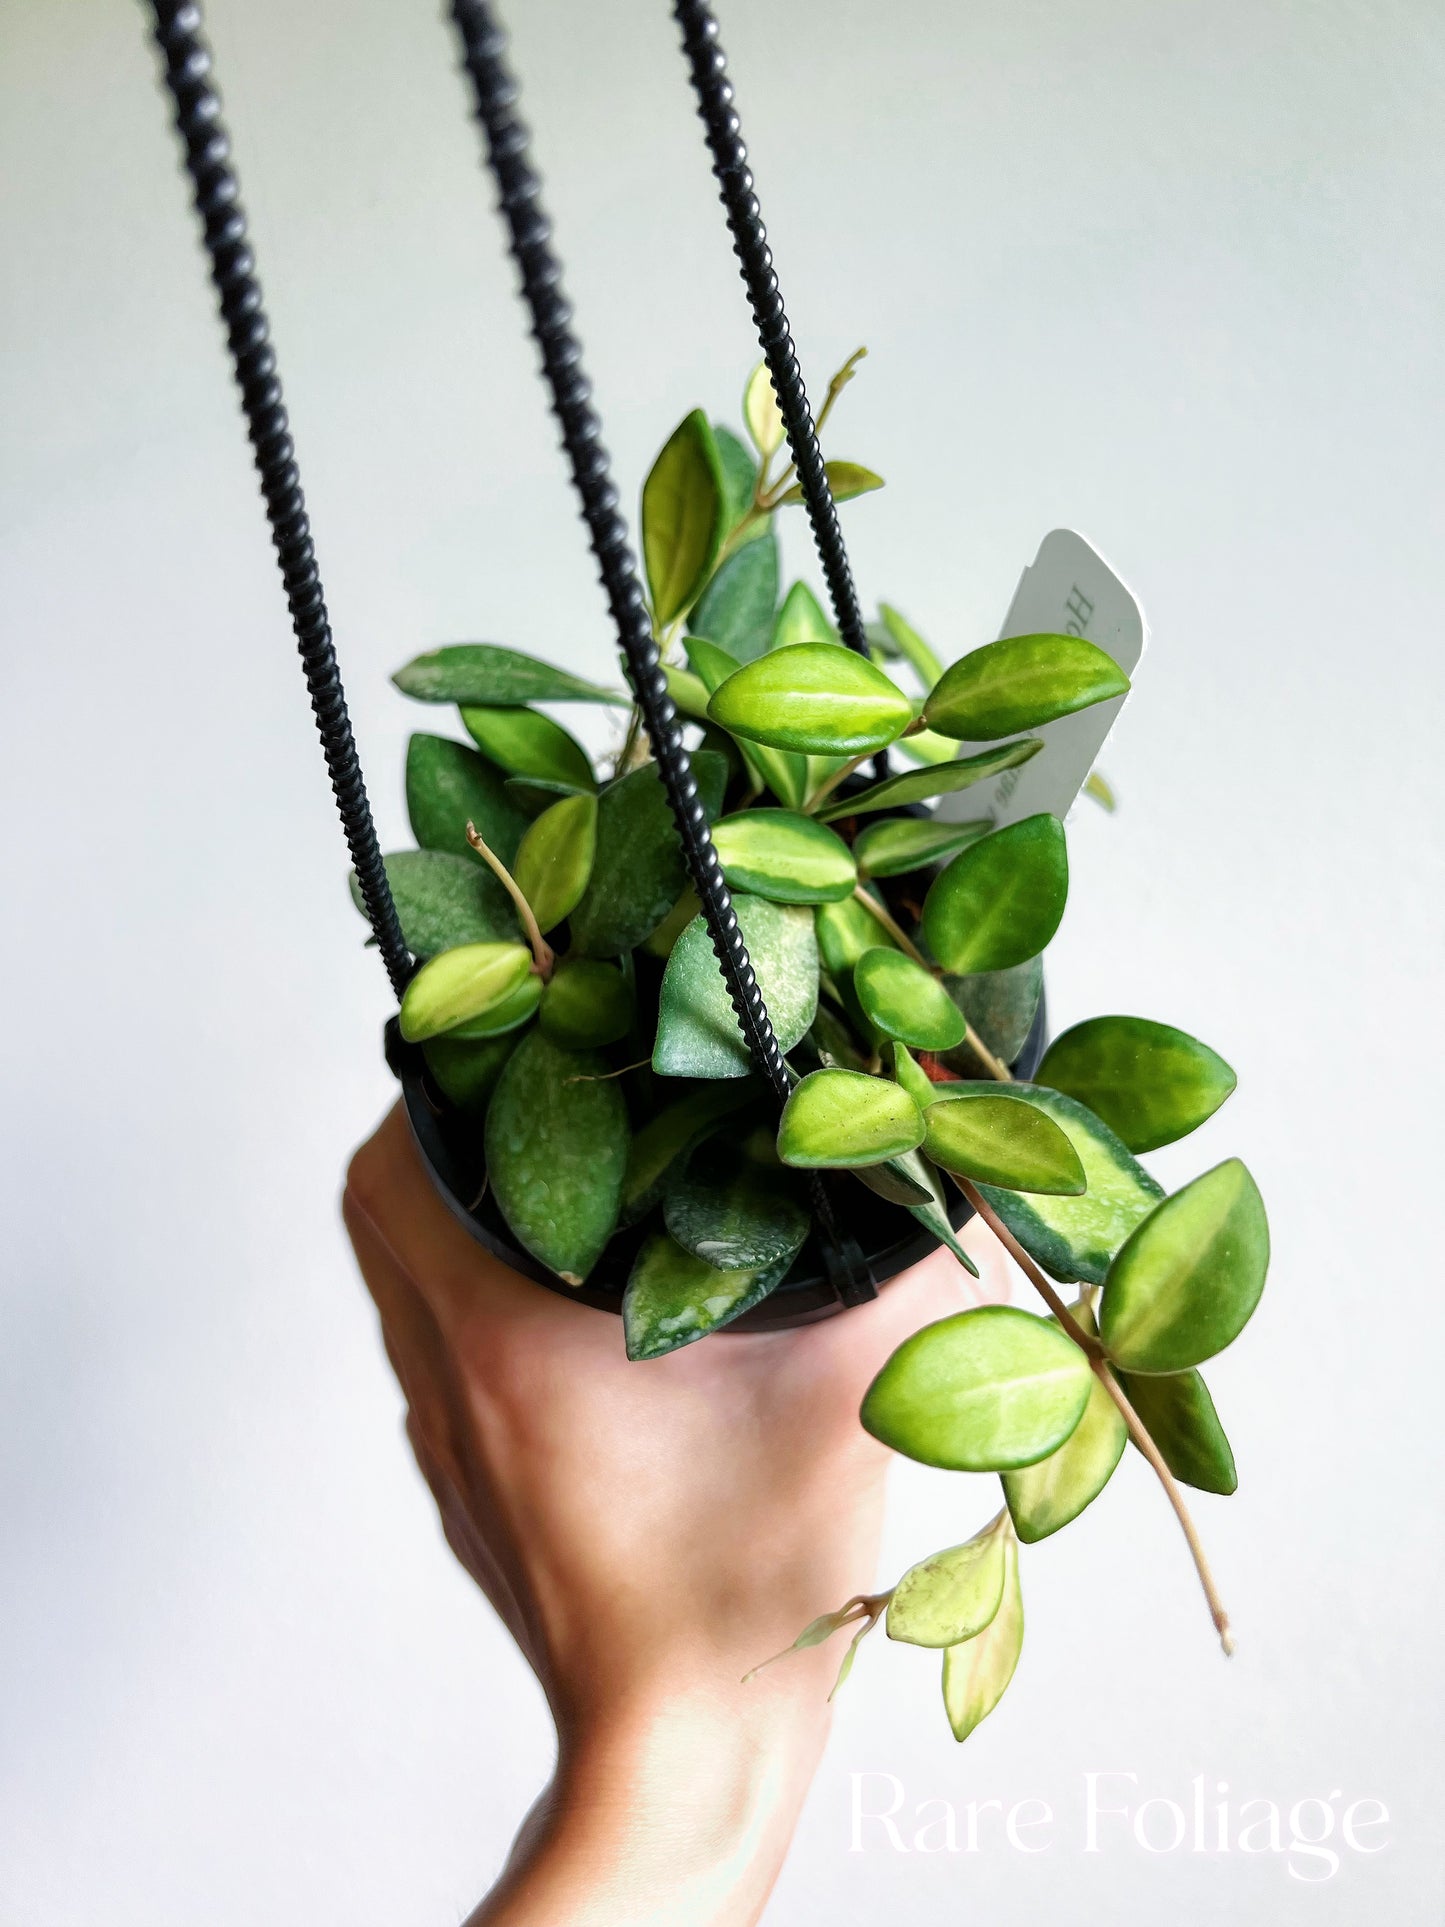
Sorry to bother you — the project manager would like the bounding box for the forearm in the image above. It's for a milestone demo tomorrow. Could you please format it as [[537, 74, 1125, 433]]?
[[468, 1686, 831, 1927]]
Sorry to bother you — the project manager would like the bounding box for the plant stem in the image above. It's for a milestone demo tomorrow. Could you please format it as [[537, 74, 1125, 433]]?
[[1097, 1360, 1237, 1656], [956, 1177, 1235, 1657], [615, 702, 647, 775], [757, 346, 866, 508], [464, 821, 555, 980], [814, 345, 867, 440], [803, 751, 872, 813], [853, 885, 930, 965], [827, 1590, 890, 1701], [742, 1590, 883, 1684], [850, 890, 1013, 1080], [564, 1056, 651, 1084], [961, 1022, 1014, 1083], [955, 1178, 1102, 1352]]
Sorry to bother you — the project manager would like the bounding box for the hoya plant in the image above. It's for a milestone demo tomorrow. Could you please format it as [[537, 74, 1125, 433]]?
[[358, 352, 1267, 1742]]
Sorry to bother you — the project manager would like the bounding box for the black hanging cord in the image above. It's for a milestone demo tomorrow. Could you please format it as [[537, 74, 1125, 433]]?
[[147, 1, 411, 1000], [672, 0, 887, 776], [448, 2, 868, 1290], [447, 0, 793, 1109]]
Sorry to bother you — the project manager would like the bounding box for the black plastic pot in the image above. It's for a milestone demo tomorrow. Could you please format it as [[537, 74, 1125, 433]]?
[[391, 996, 1048, 1332]]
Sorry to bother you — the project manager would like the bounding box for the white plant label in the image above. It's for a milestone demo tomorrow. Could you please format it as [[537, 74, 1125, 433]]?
[[935, 528, 1147, 829]]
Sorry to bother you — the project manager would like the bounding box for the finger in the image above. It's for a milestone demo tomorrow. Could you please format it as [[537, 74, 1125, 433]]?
[[403, 1411, 543, 1675], [344, 1104, 538, 1335], [348, 1190, 552, 1665], [346, 1196, 469, 1491], [404, 1414, 501, 1601]]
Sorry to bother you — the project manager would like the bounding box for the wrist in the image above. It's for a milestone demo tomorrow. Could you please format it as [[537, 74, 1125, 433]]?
[[561, 1666, 831, 1819], [475, 1676, 830, 1927]]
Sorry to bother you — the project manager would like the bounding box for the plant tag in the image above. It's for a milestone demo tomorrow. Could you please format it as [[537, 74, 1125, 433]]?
[[936, 528, 1147, 828]]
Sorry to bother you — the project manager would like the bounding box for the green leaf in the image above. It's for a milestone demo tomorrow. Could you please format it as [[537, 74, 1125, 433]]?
[[779, 460, 884, 505], [394, 644, 620, 707], [828, 1614, 882, 1700], [974, 1085, 1165, 1285], [906, 1168, 983, 1278], [350, 849, 520, 959], [814, 894, 895, 978], [538, 957, 634, 1049], [862, 1304, 1092, 1472], [887, 1516, 1008, 1648], [664, 1133, 810, 1273], [485, 1029, 629, 1285], [743, 1600, 871, 1684], [688, 529, 779, 662], [686, 637, 806, 807], [771, 580, 835, 648], [924, 1087, 1087, 1195], [654, 894, 819, 1078], [1002, 1302, 1125, 1541], [406, 732, 529, 865], [620, 1082, 759, 1223], [777, 1068, 924, 1168], [663, 663, 712, 723], [623, 1232, 789, 1360], [1099, 1159, 1269, 1373], [1084, 770, 1117, 812], [503, 775, 592, 816], [1036, 1016, 1237, 1153], [844, 1130, 979, 1275], [942, 1531, 1024, 1742], [924, 634, 1130, 742], [712, 423, 759, 529], [421, 1031, 518, 1113], [815, 739, 1042, 821], [806, 747, 852, 799], [939, 956, 1043, 1075], [854, 948, 967, 1051], [890, 1042, 939, 1110], [708, 644, 914, 757], [755, 1604, 861, 1667], [1113, 1365, 1238, 1495], [568, 751, 727, 956], [459, 704, 595, 790], [853, 817, 991, 880], [894, 724, 966, 766], [512, 791, 597, 933], [712, 809, 857, 905], [806, 999, 871, 1072], [643, 409, 727, 627], [742, 360, 785, 459], [445, 971, 543, 1039], [398, 941, 534, 1043], [638, 885, 701, 961], [922, 814, 1068, 974], [851, 1151, 934, 1206], [876, 603, 945, 686]]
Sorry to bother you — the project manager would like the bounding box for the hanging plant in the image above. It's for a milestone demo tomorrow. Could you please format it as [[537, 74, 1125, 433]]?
[[358, 356, 1267, 1740], [150, 0, 1261, 1760]]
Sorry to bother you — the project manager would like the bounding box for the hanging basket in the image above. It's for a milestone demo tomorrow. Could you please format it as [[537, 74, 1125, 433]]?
[[147, 0, 1046, 1331], [392, 998, 1048, 1327]]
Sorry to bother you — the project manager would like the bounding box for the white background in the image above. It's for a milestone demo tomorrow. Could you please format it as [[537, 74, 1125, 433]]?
[[3, 1, 1442, 1919]]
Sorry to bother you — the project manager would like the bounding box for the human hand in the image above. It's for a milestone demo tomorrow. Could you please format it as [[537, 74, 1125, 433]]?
[[343, 1103, 1008, 1926]]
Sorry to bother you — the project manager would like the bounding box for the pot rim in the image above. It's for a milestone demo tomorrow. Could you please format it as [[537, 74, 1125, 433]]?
[[392, 991, 1048, 1332]]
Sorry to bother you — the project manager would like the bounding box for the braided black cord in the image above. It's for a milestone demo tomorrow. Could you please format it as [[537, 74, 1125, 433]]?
[[447, 0, 795, 1109], [147, 2, 411, 1000], [673, 0, 884, 739]]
